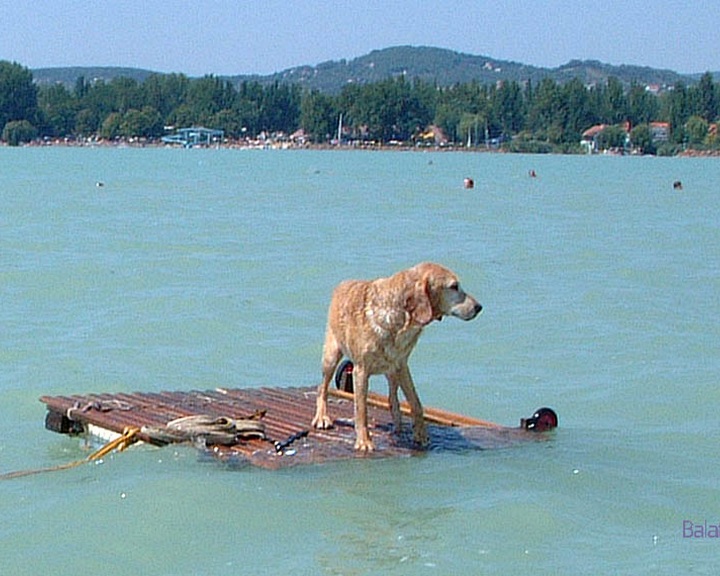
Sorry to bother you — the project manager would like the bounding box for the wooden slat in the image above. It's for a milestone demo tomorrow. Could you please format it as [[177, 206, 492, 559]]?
[[40, 386, 540, 470]]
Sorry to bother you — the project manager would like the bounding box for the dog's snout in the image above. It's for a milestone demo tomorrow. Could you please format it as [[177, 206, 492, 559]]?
[[452, 296, 482, 320], [466, 301, 482, 319]]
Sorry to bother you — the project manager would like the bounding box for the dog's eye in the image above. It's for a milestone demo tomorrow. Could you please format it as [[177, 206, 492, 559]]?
[[448, 281, 459, 291]]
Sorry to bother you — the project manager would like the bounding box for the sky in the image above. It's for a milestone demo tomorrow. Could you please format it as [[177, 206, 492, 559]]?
[[1, 1, 718, 76]]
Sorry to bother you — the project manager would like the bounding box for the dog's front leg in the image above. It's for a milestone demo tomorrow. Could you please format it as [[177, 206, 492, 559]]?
[[352, 365, 375, 452], [312, 339, 341, 430], [311, 372, 334, 430]]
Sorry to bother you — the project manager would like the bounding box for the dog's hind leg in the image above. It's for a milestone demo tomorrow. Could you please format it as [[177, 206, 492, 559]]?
[[386, 371, 403, 433], [396, 365, 429, 447]]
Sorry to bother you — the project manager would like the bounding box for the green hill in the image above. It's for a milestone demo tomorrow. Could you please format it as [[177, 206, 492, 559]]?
[[32, 66, 156, 87], [31, 45, 710, 93]]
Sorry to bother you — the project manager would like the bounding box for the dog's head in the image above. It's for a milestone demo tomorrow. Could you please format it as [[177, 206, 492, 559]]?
[[406, 262, 482, 326]]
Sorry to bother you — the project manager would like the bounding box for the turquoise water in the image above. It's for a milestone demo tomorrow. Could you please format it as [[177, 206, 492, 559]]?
[[1, 147, 718, 574]]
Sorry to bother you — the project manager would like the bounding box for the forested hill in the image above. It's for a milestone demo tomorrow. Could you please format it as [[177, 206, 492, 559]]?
[[32, 66, 156, 87], [252, 47, 695, 93], [32, 46, 705, 93]]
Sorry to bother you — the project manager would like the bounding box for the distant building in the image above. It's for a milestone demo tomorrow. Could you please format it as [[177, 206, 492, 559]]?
[[649, 122, 669, 142], [289, 129, 307, 145], [580, 124, 608, 153], [161, 126, 224, 147], [417, 125, 449, 146]]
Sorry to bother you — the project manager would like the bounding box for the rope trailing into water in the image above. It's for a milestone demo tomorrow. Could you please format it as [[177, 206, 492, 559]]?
[[1, 410, 310, 479], [0, 426, 140, 481]]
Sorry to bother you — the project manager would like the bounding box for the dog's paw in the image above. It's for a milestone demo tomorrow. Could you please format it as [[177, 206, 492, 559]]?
[[354, 438, 375, 452], [413, 425, 430, 447], [311, 414, 334, 430]]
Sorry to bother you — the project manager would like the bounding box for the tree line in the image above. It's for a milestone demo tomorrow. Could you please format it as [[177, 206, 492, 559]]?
[[1, 59, 719, 153]]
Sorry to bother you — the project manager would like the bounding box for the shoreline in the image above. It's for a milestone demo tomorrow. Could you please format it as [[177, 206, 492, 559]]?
[[6, 136, 720, 157], [14, 135, 506, 152]]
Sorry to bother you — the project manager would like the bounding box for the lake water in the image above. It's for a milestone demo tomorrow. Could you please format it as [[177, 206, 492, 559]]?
[[1, 147, 718, 574]]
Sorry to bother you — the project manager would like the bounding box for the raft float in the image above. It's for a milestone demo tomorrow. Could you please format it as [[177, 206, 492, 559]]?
[[38, 363, 557, 471]]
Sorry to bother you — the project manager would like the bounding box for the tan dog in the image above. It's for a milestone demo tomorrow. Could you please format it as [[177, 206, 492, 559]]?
[[311, 262, 482, 452]]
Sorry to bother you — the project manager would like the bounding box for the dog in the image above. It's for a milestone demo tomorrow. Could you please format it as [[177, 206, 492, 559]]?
[[311, 262, 482, 452]]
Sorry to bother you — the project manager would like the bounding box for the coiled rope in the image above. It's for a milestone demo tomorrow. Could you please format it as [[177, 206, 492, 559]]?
[[141, 414, 266, 446]]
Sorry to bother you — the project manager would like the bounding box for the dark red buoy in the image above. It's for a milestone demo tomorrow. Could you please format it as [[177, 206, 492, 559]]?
[[334, 359, 354, 393], [522, 407, 558, 432]]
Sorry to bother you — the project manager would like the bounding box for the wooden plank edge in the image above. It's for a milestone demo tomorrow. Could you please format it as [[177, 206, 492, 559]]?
[[328, 388, 505, 429]]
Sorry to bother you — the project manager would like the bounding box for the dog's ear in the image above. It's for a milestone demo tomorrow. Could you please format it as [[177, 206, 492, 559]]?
[[406, 277, 434, 326]]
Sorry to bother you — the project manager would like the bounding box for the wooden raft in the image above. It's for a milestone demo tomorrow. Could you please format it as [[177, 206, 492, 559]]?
[[40, 386, 550, 470]]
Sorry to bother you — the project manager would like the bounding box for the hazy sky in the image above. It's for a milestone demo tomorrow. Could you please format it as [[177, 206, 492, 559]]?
[[1, 1, 717, 76]]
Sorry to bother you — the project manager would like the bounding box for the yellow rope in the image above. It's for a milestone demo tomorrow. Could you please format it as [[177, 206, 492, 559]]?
[[86, 427, 140, 460], [0, 426, 140, 481]]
